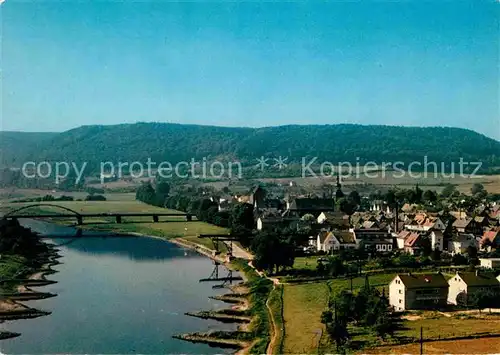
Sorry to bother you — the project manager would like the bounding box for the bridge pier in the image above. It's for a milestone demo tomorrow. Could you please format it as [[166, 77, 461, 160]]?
[[153, 215, 159, 223], [116, 215, 122, 224], [76, 216, 83, 225], [186, 214, 192, 221]]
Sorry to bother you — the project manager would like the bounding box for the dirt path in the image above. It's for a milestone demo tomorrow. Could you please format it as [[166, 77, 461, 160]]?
[[225, 241, 254, 260], [265, 284, 279, 355]]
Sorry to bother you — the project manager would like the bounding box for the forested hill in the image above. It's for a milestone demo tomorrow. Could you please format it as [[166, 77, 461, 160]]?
[[0, 131, 58, 167], [2, 123, 500, 171]]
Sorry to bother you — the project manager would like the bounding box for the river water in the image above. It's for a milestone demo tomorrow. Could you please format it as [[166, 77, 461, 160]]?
[[0, 220, 238, 354]]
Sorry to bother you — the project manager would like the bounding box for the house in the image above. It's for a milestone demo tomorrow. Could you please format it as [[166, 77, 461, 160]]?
[[256, 217, 296, 231], [403, 232, 431, 255], [396, 230, 411, 250], [405, 215, 446, 232], [479, 258, 500, 269], [452, 218, 482, 236], [350, 228, 393, 253], [449, 233, 479, 255], [403, 232, 427, 255], [479, 230, 500, 251], [249, 186, 266, 210], [389, 273, 448, 311], [312, 230, 357, 252], [447, 271, 500, 305], [474, 215, 490, 229], [317, 211, 349, 228], [312, 231, 335, 252], [429, 230, 444, 251], [362, 220, 379, 229], [285, 197, 335, 217], [332, 231, 357, 249]]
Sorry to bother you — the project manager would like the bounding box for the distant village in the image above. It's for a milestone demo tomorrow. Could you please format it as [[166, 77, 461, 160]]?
[[198, 178, 500, 313]]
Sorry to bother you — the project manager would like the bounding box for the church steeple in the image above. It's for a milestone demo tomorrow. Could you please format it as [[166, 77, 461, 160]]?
[[335, 175, 344, 199]]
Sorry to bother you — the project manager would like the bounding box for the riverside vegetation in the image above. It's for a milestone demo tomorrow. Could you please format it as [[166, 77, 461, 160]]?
[[0, 218, 60, 339]]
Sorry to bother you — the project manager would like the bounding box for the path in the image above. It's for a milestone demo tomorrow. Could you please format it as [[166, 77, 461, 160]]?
[[224, 241, 254, 260]]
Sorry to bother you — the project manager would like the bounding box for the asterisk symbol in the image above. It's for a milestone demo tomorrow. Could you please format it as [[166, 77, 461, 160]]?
[[255, 156, 270, 171], [273, 156, 288, 170]]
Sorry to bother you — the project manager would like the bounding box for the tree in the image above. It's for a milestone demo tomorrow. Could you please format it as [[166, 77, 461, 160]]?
[[155, 181, 171, 206], [466, 245, 478, 260], [408, 185, 423, 204], [452, 253, 468, 266], [422, 190, 437, 203], [197, 198, 218, 222], [301, 213, 316, 222], [469, 288, 499, 311], [471, 183, 485, 196], [251, 231, 295, 274], [441, 184, 457, 198], [337, 198, 357, 216], [348, 190, 361, 207], [321, 303, 350, 352], [85, 194, 106, 201], [135, 182, 156, 205], [385, 190, 397, 207], [326, 255, 346, 277], [229, 203, 254, 232]]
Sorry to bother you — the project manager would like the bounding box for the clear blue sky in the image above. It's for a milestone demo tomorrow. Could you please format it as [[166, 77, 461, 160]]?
[[2, 1, 499, 139]]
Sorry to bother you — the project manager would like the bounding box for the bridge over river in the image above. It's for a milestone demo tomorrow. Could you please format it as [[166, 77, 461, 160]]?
[[2, 203, 193, 225]]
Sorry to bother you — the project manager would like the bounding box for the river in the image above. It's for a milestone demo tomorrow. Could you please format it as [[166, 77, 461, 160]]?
[[0, 220, 239, 354]]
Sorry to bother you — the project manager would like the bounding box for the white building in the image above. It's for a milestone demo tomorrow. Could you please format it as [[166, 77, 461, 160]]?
[[430, 230, 444, 251], [389, 273, 448, 312], [447, 271, 500, 305], [479, 258, 500, 269], [449, 233, 478, 255]]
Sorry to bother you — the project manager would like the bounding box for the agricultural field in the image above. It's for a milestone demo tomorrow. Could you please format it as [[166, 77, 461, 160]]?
[[258, 172, 500, 194], [0, 188, 136, 203], [373, 337, 500, 354], [282, 282, 330, 354], [399, 312, 500, 340]]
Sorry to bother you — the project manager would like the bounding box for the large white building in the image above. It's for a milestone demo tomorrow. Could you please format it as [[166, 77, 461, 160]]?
[[447, 271, 500, 305]]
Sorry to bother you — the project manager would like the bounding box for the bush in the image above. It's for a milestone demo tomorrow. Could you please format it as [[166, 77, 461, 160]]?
[[85, 194, 106, 201]]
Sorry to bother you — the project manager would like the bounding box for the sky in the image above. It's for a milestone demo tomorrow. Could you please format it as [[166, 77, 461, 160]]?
[[1, 1, 499, 139]]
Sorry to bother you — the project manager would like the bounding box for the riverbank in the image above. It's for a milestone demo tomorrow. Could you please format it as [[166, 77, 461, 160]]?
[[0, 245, 60, 340]]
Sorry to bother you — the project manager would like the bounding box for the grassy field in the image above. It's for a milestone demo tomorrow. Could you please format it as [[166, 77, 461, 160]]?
[[292, 256, 322, 271], [259, 173, 500, 194], [0, 189, 136, 202], [400, 313, 500, 340], [373, 336, 500, 354], [282, 282, 330, 354]]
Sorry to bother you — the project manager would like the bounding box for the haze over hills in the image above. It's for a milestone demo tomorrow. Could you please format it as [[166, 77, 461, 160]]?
[[1, 123, 500, 173]]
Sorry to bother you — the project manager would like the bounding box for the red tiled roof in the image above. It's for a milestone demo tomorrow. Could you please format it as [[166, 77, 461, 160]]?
[[405, 233, 420, 247], [481, 230, 499, 246], [398, 230, 411, 239]]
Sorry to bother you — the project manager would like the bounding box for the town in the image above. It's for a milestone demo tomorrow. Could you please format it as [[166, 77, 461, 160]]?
[[133, 175, 500, 352]]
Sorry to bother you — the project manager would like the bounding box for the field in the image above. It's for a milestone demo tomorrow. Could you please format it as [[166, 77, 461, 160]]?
[[258, 172, 500, 194], [400, 313, 500, 340], [0, 188, 136, 202], [374, 336, 500, 354], [282, 282, 330, 354]]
